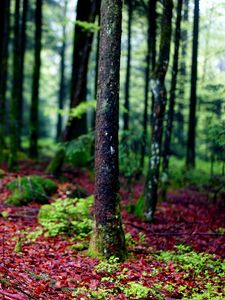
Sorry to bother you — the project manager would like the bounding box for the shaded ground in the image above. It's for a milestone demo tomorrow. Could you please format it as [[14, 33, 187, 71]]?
[[0, 162, 224, 299]]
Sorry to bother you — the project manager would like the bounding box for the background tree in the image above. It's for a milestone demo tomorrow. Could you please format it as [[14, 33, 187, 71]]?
[[56, 0, 68, 141], [0, 0, 10, 152], [140, 0, 157, 169], [144, 0, 173, 222], [47, 0, 100, 175], [162, 0, 183, 187], [29, 0, 43, 158], [123, 0, 133, 131], [89, 0, 127, 260], [186, 0, 200, 169], [9, 0, 21, 169]]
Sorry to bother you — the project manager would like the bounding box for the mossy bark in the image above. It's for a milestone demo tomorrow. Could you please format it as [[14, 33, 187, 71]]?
[[89, 0, 127, 261], [144, 0, 173, 222]]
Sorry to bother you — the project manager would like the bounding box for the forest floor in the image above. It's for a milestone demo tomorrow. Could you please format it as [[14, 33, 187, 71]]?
[[0, 161, 225, 300]]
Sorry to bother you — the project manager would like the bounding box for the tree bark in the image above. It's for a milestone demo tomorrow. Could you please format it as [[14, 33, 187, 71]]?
[[56, 0, 68, 142], [140, 0, 156, 169], [29, 0, 42, 158], [162, 0, 183, 175], [144, 0, 173, 222], [89, 0, 127, 260], [0, 0, 10, 151], [123, 0, 132, 131], [186, 0, 200, 169], [8, 0, 21, 169]]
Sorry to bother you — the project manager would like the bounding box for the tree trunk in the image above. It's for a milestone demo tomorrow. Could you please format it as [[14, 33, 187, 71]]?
[[8, 0, 21, 169], [176, 0, 189, 149], [0, 0, 10, 151], [144, 0, 173, 222], [162, 0, 183, 176], [89, 0, 127, 260], [123, 0, 132, 131], [56, 0, 68, 142], [29, 0, 42, 158], [18, 0, 28, 149], [140, 0, 156, 169], [47, 0, 100, 175], [186, 0, 199, 169]]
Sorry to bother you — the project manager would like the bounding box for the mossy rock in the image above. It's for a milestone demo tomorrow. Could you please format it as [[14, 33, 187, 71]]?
[[38, 196, 94, 237], [6, 175, 57, 206]]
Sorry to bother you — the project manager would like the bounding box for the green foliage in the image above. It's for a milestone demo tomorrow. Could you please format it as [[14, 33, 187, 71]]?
[[155, 244, 225, 276], [69, 100, 96, 119], [123, 282, 151, 299], [6, 175, 57, 206], [75, 21, 100, 32], [119, 130, 143, 177], [61, 133, 94, 167], [0, 168, 5, 178], [38, 196, 94, 237], [95, 256, 120, 274]]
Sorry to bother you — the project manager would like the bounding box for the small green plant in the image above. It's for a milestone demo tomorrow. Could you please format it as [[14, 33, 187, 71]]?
[[95, 256, 120, 274], [38, 196, 94, 237], [123, 282, 151, 299], [6, 175, 57, 206]]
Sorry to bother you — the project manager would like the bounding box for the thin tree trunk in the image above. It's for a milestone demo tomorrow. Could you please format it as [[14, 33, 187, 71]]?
[[8, 0, 21, 169], [0, 0, 10, 151], [186, 0, 200, 169], [144, 0, 173, 222], [123, 0, 132, 131], [56, 0, 68, 142], [162, 0, 183, 175], [89, 0, 127, 260], [140, 0, 156, 169], [29, 0, 42, 158], [18, 0, 28, 149], [176, 0, 189, 147]]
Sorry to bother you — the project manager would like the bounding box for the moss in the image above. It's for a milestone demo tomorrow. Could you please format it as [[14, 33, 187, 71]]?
[[46, 149, 65, 176], [38, 196, 94, 237], [6, 175, 57, 206]]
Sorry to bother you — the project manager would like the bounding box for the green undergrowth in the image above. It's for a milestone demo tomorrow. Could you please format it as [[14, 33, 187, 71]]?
[[6, 175, 57, 205], [38, 196, 94, 237]]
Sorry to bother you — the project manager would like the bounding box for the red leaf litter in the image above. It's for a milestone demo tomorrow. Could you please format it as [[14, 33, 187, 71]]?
[[0, 163, 224, 299]]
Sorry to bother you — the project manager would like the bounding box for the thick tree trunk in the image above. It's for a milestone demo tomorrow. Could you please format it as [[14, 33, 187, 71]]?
[[89, 0, 127, 260], [140, 0, 156, 169], [47, 0, 100, 175], [123, 0, 132, 131], [56, 0, 68, 142], [8, 0, 21, 169], [186, 0, 199, 169], [144, 0, 173, 222], [29, 0, 42, 158], [18, 0, 28, 149], [0, 0, 10, 151], [162, 0, 183, 175]]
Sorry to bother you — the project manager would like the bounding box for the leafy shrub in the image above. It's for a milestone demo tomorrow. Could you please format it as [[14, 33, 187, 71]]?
[[6, 175, 57, 206], [61, 133, 94, 167], [38, 196, 94, 237]]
